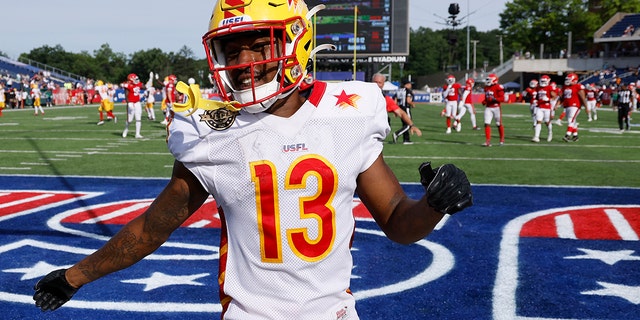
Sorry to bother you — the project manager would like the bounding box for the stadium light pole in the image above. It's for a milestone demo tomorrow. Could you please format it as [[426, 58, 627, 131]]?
[[353, 5, 358, 81], [471, 40, 479, 70], [466, 0, 470, 73]]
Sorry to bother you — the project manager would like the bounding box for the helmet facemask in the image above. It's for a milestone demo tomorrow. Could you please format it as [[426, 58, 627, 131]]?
[[204, 18, 307, 113]]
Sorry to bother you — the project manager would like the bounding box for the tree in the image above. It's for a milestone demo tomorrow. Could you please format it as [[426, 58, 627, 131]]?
[[93, 44, 128, 83], [129, 48, 171, 83], [406, 27, 449, 76], [499, 0, 640, 59]]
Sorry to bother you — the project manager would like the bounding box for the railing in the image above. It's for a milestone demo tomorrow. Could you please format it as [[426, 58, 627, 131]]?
[[490, 57, 515, 78], [17, 57, 85, 83]]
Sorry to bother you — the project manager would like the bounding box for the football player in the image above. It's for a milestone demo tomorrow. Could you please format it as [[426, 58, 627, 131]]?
[[561, 73, 588, 142], [442, 74, 461, 133], [32, 1, 473, 318], [160, 74, 177, 125], [454, 78, 478, 131], [144, 72, 157, 121], [585, 83, 598, 121], [0, 82, 5, 116], [120, 73, 145, 138], [31, 83, 44, 116], [95, 80, 117, 125], [524, 78, 538, 126], [531, 75, 557, 142], [482, 73, 505, 146]]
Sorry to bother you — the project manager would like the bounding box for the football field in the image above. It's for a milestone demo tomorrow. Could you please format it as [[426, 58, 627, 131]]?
[[0, 101, 639, 319]]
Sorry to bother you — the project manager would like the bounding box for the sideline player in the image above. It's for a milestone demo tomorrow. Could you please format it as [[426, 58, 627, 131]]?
[[482, 73, 505, 146], [442, 75, 461, 133], [144, 72, 157, 121], [160, 75, 177, 126], [371, 73, 422, 141], [523, 78, 538, 126], [0, 82, 5, 116], [585, 83, 598, 121], [95, 80, 117, 125], [561, 73, 588, 142], [32, 1, 473, 318], [120, 73, 145, 138], [31, 83, 45, 116], [454, 77, 478, 131], [531, 75, 557, 142]]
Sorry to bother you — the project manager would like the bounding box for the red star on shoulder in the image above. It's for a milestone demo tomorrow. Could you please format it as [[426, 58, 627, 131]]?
[[334, 90, 360, 109]]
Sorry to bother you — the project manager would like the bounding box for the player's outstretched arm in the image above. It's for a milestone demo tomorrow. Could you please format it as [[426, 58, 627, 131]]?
[[356, 155, 472, 244], [33, 160, 210, 311]]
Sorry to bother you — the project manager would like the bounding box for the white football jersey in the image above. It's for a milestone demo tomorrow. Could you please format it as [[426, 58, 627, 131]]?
[[96, 85, 109, 100], [168, 81, 389, 320]]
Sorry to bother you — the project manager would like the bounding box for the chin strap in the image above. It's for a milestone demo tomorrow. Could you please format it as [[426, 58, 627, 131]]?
[[173, 81, 241, 116]]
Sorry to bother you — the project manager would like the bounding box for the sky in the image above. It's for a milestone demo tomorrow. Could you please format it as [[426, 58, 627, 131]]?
[[2, 0, 508, 60]]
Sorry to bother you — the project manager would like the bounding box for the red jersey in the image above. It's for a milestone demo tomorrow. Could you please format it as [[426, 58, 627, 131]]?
[[562, 83, 585, 108], [121, 82, 144, 103], [484, 84, 504, 108], [535, 86, 555, 109], [165, 82, 176, 103], [585, 87, 598, 101], [462, 84, 473, 104], [524, 87, 537, 105], [385, 95, 400, 112], [443, 83, 462, 101]]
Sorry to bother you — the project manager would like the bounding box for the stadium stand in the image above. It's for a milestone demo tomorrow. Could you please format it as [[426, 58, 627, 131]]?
[[601, 14, 640, 38], [0, 56, 82, 85]]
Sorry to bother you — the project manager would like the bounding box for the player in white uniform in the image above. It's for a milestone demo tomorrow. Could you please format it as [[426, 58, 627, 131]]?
[[31, 83, 45, 116], [0, 82, 5, 116], [33, 1, 473, 318], [95, 80, 117, 125], [454, 78, 478, 131], [144, 72, 157, 120]]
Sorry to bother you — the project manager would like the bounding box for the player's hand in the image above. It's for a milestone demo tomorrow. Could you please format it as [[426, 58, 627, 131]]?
[[419, 162, 473, 215], [33, 269, 79, 311]]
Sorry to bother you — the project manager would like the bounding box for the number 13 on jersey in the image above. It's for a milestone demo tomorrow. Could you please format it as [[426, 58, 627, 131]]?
[[250, 155, 338, 264]]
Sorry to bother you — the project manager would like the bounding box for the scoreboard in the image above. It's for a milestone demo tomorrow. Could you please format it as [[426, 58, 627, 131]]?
[[306, 0, 409, 57]]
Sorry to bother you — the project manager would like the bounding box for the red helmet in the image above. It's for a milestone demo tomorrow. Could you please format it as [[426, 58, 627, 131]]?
[[168, 74, 177, 84], [128, 73, 139, 83], [529, 79, 538, 88], [485, 73, 498, 86], [539, 75, 550, 87], [564, 73, 578, 86], [466, 78, 475, 86], [446, 75, 456, 85]]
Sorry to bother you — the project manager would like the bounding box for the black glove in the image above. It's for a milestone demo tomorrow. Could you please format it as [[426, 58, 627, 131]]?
[[419, 162, 473, 215], [33, 269, 79, 311]]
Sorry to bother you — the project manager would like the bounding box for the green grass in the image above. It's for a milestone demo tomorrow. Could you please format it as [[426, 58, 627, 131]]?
[[1, 101, 638, 187]]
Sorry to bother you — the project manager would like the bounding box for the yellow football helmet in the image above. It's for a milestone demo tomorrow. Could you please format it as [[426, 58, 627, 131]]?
[[96, 80, 104, 86], [203, 0, 325, 113]]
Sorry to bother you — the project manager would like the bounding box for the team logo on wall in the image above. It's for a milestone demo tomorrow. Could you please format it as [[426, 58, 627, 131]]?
[[199, 108, 237, 131]]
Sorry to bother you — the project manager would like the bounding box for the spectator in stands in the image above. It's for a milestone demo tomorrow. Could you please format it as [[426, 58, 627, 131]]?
[[623, 24, 635, 37]]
